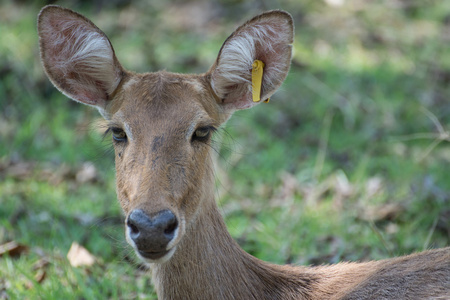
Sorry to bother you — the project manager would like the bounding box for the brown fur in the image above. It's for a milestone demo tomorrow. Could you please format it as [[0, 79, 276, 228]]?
[[38, 5, 450, 299]]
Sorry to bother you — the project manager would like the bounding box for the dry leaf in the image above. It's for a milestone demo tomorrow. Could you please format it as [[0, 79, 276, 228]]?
[[76, 162, 97, 184], [34, 269, 46, 284], [67, 242, 96, 267], [0, 241, 28, 257], [365, 176, 383, 197], [32, 258, 50, 271], [361, 203, 405, 222], [1, 160, 35, 180]]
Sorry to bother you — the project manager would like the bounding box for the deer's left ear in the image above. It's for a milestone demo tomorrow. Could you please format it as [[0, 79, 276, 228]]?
[[208, 10, 294, 112]]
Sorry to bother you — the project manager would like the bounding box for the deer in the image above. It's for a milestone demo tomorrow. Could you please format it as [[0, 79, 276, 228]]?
[[37, 5, 449, 299]]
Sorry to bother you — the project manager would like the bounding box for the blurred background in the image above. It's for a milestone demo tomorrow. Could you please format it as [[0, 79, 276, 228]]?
[[1, 0, 449, 298]]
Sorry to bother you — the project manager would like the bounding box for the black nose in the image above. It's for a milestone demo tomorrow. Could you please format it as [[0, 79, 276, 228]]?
[[127, 209, 178, 257]]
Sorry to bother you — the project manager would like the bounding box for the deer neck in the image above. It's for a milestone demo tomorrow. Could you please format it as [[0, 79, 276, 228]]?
[[149, 194, 318, 300]]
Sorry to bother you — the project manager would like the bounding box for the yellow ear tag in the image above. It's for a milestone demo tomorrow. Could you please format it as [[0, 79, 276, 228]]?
[[252, 60, 265, 102]]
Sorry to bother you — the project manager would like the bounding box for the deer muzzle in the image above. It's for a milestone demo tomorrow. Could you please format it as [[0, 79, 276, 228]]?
[[126, 209, 179, 262]]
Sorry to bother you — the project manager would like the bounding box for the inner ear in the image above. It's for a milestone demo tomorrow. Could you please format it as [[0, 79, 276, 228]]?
[[209, 10, 294, 112], [38, 5, 124, 108]]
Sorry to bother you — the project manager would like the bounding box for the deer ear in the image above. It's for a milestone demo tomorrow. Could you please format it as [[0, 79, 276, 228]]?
[[38, 5, 124, 111], [209, 10, 294, 112]]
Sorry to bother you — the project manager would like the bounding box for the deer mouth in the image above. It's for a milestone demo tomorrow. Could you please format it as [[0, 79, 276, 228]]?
[[138, 249, 169, 260], [136, 246, 177, 263]]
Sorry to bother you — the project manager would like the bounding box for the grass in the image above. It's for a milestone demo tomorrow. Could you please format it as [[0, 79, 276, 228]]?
[[1, 0, 449, 298]]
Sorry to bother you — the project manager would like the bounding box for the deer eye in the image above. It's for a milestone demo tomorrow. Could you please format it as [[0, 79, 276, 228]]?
[[192, 126, 215, 142], [111, 127, 127, 142]]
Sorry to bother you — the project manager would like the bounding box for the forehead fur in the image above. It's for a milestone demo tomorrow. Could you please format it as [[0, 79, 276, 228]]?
[[109, 71, 220, 128]]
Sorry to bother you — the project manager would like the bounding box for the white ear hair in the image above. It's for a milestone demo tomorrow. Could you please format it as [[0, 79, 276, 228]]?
[[48, 21, 120, 95], [210, 11, 294, 111], [38, 5, 123, 110]]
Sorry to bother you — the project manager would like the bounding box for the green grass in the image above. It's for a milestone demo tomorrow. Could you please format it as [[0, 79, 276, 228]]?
[[1, 0, 449, 298]]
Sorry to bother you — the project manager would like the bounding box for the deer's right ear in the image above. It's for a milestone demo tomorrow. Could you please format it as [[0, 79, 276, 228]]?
[[38, 5, 124, 111]]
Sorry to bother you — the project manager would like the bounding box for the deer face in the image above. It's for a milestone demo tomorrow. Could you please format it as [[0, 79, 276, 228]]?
[[106, 73, 220, 262], [38, 5, 293, 263]]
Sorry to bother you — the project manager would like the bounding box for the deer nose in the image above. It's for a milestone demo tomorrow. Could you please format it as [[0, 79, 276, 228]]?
[[127, 209, 178, 260]]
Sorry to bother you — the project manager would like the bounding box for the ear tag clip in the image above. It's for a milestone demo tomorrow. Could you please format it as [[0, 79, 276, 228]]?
[[252, 60, 269, 103]]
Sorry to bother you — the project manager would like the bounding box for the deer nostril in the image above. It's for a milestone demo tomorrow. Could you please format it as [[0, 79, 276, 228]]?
[[164, 217, 178, 235], [128, 220, 139, 235]]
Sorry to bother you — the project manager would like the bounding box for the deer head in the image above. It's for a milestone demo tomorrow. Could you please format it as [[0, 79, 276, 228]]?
[[38, 5, 294, 264]]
